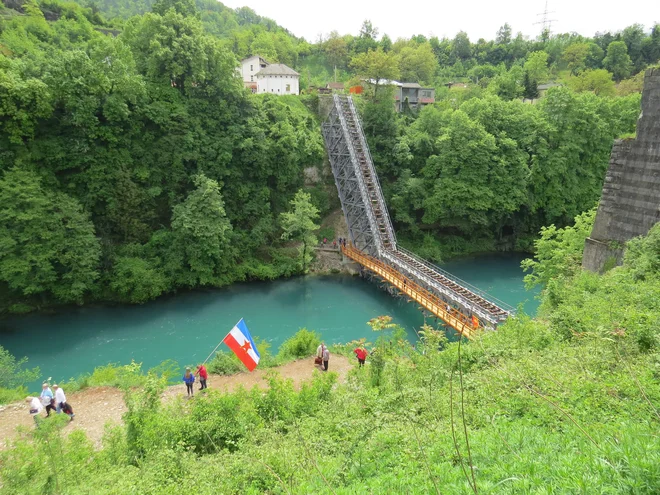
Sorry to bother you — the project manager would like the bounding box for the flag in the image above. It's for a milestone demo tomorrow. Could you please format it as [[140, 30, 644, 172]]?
[[223, 319, 260, 371]]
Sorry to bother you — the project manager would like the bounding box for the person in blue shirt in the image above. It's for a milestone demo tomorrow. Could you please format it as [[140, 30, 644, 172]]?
[[39, 382, 55, 417], [182, 368, 195, 397]]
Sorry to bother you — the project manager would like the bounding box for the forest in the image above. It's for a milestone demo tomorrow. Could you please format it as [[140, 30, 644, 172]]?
[[0, 0, 656, 311]]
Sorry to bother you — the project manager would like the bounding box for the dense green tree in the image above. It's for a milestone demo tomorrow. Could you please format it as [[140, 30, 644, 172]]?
[[585, 42, 605, 69], [0, 57, 52, 144], [0, 346, 39, 389], [562, 43, 589, 74], [324, 31, 349, 69], [621, 23, 646, 72], [641, 24, 660, 65], [352, 19, 379, 54], [524, 50, 549, 82], [421, 110, 526, 233], [521, 208, 596, 288], [110, 256, 169, 303], [566, 69, 616, 96], [488, 65, 524, 100], [0, 168, 101, 303], [523, 71, 539, 99], [603, 41, 633, 81], [170, 174, 233, 287], [451, 31, 471, 60], [496, 23, 512, 45], [152, 0, 197, 17], [350, 48, 399, 95], [380, 33, 392, 52], [279, 189, 319, 273], [397, 42, 437, 83]]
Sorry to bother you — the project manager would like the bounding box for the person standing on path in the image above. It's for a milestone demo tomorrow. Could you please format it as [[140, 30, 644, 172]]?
[[40, 383, 55, 417], [322, 346, 330, 372], [53, 384, 74, 420], [183, 368, 195, 397], [196, 364, 208, 390], [353, 346, 368, 367]]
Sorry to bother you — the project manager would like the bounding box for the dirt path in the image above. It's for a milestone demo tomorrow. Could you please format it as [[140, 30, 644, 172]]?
[[0, 355, 353, 449]]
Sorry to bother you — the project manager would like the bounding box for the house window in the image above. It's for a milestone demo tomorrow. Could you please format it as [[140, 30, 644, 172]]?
[[250, 65, 253, 71], [286, 84, 290, 92], [250, 76, 253, 82]]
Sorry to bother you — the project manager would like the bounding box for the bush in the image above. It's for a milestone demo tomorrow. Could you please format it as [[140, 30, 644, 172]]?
[[0, 386, 27, 405], [0, 346, 40, 390], [277, 328, 321, 360]]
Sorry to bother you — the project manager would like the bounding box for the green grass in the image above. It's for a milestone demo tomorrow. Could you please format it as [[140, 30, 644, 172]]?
[[1, 227, 658, 494]]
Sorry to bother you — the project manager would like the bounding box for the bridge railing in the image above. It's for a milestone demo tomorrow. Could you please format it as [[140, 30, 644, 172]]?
[[396, 246, 516, 316]]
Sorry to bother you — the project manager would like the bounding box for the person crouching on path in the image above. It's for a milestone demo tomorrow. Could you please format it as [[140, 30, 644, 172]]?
[[183, 368, 195, 397], [353, 346, 368, 368], [53, 384, 74, 420], [322, 346, 330, 372], [196, 364, 208, 390], [26, 396, 43, 425], [40, 382, 55, 417]]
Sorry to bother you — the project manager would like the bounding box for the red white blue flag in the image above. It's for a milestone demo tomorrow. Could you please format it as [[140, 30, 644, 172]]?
[[223, 319, 260, 371]]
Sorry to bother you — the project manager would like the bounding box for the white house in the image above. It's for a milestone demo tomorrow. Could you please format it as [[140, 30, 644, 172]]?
[[256, 64, 300, 95], [239, 55, 269, 92]]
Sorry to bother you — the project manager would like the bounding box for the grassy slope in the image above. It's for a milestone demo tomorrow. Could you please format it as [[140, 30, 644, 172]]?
[[1, 231, 658, 494]]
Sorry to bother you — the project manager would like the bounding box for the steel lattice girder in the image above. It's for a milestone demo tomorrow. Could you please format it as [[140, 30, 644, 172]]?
[[322, 106, 379, 256]]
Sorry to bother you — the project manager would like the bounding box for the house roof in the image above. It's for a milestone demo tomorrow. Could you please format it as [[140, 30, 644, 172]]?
[[401, 82, 422, 88], [327, 82, 345, 89], [241, 55, 269, 64], [538, 82, 562, 90], [255, 64, 299, 76]]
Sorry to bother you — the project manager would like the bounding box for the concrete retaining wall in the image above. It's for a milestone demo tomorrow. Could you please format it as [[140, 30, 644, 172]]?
[[583, 68, 660, 272]]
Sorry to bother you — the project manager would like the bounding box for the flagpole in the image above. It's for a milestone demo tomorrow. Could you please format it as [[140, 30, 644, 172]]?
[[201, 331, 230, 366]]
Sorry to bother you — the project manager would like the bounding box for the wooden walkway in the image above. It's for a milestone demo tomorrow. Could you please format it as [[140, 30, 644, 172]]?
[[341, 245, 479, 339]]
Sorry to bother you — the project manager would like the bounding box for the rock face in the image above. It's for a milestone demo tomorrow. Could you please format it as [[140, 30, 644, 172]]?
[[583, 68, 660, 272]]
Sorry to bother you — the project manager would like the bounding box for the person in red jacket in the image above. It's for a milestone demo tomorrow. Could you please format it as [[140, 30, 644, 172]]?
[[353, 346, 368, 368], [195, 364, 208, 390]]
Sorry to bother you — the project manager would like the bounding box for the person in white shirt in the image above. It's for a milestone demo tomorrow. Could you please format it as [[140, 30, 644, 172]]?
[[26, 396, 44, 425], [52, 384, 74, 420]]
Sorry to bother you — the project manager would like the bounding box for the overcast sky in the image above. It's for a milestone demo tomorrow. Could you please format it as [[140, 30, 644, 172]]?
[[221, 0, 659, 42]]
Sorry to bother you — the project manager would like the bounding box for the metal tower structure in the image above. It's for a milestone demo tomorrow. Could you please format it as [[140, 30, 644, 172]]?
[[322, 95, 514, 333]]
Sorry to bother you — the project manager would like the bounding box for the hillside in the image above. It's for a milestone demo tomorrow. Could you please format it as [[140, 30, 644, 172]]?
[[0, 221, 658, 493]]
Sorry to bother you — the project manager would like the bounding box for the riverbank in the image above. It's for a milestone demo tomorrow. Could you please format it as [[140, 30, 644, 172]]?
[[0, 355, 353, 449]]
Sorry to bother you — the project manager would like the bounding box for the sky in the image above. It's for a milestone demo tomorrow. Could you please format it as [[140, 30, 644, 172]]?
[[221, 0, 659, 42]]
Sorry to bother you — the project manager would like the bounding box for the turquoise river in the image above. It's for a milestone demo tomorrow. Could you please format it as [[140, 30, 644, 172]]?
[[0, 253, 539, 390]]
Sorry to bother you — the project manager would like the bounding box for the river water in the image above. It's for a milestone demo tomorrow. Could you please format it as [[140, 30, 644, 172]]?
[[0, 253, 539, 390]]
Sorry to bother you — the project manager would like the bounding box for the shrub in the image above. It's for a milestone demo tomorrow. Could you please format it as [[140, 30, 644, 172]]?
[[0, 386, 27, 405], [0, 345, 40, 390], [277, 328, 321, 360]]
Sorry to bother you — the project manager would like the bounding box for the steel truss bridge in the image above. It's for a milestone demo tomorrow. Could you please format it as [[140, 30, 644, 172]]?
[[322, 95, 514, 337]]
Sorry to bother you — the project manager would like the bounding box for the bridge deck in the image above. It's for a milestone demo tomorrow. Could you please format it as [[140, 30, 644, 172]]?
[[342, 245, 477, 338]]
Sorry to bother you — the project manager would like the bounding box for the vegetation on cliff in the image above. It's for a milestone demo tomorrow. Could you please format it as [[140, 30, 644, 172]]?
[[0, 0, 325, 311]]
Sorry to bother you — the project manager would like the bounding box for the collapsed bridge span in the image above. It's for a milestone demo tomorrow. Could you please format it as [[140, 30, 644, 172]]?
[[321, 95, 514, 336]]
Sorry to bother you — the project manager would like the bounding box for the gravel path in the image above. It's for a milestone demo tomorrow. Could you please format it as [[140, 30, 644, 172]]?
[[0, 355, 353, 449]]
